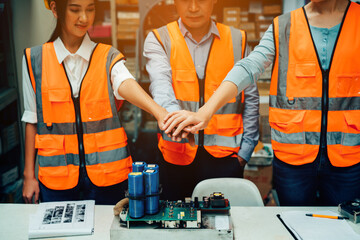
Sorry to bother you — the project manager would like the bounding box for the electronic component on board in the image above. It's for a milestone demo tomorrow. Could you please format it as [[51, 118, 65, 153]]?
[[132, 161, 146, 172], [338, 198, 360, 223], [144, 169, 160, 215], [128, 172, 145, 218]]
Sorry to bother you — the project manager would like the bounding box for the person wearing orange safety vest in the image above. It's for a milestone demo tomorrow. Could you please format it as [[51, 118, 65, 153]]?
[[163, 0, 360, 206], [22, 0, 167, 204], [144, 0, 259, 200]]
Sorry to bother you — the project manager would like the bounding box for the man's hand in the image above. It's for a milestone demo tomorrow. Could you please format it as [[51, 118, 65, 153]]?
[[162, 110, 209, 137], [237, 156, 247, 167]]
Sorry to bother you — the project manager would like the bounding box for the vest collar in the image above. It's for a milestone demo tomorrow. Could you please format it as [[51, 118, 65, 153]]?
[[53, 33, 96, 64]]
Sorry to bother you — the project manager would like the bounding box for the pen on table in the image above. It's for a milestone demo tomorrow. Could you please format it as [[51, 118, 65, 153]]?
[[305, 214, 349, 220]]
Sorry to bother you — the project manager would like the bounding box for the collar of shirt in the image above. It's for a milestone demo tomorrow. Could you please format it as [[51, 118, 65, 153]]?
[[178, 18, 220, 45], [53, 33, 96, 64]]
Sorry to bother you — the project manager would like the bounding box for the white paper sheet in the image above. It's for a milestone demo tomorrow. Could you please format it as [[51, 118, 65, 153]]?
[[28, 200, 95, 239], [280, 210, 360, 240]]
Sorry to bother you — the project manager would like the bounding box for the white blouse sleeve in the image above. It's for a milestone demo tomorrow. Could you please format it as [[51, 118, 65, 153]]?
[[21, 55, 37, 124], [111, 59, 136, 100]]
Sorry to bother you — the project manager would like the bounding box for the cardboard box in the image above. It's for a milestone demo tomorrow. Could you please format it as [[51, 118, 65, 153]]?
[[244, 165, 273, 200], [263, 4, 282, 15], [224, 7, 241, 16], [223, 16, 241, 27], [249, 1, 263, 14], [117, 31, 137, 40], [256, 21, 272, 32], [240, 22, 256, 31], [257, 81, 270, 96], [255, 14, 275, 22], [246, 31, 257, 41]]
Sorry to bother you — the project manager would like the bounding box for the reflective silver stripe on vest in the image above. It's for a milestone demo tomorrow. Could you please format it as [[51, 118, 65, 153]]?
[[155, 25, 172, 60], [272, 129, 360, 146], [274, 13, 291, 99], [230, 26, 243, 62], [37, 118, 122, 135], [106, 46, 122, 118], [38, 144, 130, 167], [270, 95, 360, 111], [30, 46, 45, 124], [162, 131, 242, 148], [178, 99, 243, 114]]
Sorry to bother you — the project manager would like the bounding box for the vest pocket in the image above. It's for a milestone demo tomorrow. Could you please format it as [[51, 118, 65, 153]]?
[[336, 74, 360, 97], [216, 114, 243, 136], [35, 134, 69, 177], [85, 98, 112, 122], [174, 69, 197, 101], [95, 129, 128, 173], [269, 108, 306, 154], [341, 112, 360, 155], [287, 63, 318, 98], [48, 89, 73, 122]]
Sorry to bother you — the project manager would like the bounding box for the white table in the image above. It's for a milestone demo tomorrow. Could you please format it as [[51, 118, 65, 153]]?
[[0, 204, 359, 240]]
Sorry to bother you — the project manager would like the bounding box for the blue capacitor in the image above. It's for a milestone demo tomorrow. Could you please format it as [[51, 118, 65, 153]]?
[[145, 164, 160, 190], [144, 164, 159, 172], [128, 172, 145, 218], [132, 161, 146, 172], [143, 169, 160, 214]]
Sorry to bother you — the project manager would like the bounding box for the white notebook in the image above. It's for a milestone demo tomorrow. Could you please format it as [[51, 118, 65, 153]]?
[[28, 200, 95, 239]]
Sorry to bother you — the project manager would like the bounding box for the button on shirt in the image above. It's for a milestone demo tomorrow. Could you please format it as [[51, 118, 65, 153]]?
[[22, 34, 134, 123], [143, 19, 259, 161]]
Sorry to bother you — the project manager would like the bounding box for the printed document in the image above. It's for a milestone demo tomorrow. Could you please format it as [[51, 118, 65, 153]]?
[[28, 200, 95, 239]]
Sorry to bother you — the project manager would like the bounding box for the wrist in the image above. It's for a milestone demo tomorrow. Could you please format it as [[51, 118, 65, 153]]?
[[23, 170, 36, 179]]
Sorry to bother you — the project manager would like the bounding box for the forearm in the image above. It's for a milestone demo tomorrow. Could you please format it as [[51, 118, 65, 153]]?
[[223, 25, 275, 94], [198, 81, 238, 120], [118, 78, 167, 121], [24, 123, 37, 179]]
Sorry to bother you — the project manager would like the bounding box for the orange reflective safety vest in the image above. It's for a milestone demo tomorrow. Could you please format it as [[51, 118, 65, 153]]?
[[270, 2, 360, 167], [153, 21, 246, 165], [24, 43, 132, 190]]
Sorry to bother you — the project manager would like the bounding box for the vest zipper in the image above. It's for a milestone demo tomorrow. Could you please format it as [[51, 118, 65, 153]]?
[[73, 97, 86, 168], [320, 69, 329, 150], [198, 77, 205, 147]]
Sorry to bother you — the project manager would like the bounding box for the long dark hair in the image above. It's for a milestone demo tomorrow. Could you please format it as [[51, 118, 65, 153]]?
[[47, 0, 68, 42]]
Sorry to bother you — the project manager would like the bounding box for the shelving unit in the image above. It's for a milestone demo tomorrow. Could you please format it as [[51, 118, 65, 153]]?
[[0, 0, 24, 203]]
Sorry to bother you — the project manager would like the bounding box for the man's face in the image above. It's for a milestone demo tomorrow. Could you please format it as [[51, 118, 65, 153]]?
[[175, 0, 217, 31]]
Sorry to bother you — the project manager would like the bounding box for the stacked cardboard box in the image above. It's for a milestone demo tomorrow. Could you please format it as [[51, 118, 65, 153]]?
[[117, 11, 140, 40], [223, 7, 241, 28]]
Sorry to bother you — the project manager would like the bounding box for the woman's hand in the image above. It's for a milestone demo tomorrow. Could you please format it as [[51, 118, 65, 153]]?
[[22, 176, 40, 204], [162, 110, 210, 137]]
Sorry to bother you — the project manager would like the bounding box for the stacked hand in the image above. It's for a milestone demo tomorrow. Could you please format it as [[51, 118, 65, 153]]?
[[160, 110, 211, 146]]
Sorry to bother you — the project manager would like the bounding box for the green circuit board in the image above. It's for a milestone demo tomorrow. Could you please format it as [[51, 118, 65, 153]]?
[[125, 200, 231, 222]]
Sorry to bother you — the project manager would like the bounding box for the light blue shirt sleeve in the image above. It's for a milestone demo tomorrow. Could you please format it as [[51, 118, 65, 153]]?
[[223, 25, 275, 94], [238, 80, 259, 162], [143, 32, 181, 113]]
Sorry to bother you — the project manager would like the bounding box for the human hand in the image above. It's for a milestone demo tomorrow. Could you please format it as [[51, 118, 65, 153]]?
[[22, 176, 40, 204], [162, 110, 209, 137], [236, 156, 247, 167]]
